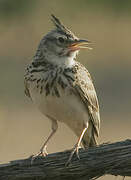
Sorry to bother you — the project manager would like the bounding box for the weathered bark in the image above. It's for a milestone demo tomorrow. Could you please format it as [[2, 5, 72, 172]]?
[[0, 139, 131, 180]]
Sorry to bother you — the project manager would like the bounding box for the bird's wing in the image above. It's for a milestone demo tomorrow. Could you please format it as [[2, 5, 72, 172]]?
[[74, 62, 100, 137], [24, 79, 31, 98]]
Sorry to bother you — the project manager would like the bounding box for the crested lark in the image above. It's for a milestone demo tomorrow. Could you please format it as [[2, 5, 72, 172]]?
[[24, 15, 100, 163]]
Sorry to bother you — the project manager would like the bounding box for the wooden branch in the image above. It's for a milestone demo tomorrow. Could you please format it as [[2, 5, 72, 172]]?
[[0, 139, 131, 180]]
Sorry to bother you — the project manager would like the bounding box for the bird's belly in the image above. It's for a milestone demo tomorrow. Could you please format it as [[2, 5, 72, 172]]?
[[30, 85, 89, 136]]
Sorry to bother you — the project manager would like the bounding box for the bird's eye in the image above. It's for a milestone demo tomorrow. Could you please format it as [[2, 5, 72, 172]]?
[[58, 37, 65, 43]]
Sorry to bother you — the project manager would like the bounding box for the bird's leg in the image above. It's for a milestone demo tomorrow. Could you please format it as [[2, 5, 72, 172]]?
[[32, 119, 58, 162], [66, 127, 87, 165], [39, 129, 56, 156]]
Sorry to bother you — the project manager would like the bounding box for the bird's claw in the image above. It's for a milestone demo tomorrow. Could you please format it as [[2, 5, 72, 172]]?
[[31, 145, 48, 164], [40, 145, 48, 156], [66, 144, 80, 166]]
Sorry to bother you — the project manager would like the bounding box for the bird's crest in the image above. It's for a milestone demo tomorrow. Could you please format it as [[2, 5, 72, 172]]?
[[51, 14, 72, 35]]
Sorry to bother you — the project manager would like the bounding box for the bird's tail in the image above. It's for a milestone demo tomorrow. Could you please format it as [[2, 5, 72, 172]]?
[[82, 132, 98, 148]]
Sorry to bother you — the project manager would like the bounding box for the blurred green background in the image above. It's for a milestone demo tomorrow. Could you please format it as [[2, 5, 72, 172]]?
[[0, 1, 131, 179]]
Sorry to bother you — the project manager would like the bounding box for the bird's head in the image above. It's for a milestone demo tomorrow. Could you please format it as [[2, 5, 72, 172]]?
[[36, 15, 91, 67]]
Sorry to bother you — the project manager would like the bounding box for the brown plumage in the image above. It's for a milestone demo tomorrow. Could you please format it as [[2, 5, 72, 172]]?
[[73, 62, 100, 148]]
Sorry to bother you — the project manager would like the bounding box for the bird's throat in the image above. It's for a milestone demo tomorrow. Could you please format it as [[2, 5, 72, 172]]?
[[64, 50, 78, 68]]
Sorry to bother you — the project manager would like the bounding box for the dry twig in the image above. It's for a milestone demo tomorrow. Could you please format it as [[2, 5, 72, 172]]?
[[0, 139, 131, 180]]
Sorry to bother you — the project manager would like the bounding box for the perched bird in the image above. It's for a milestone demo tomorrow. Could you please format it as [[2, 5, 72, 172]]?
[[24, 15, 100, 163]]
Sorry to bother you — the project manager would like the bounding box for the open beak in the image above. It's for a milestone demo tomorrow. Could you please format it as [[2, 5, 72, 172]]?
[[68, 39, 92, 51]]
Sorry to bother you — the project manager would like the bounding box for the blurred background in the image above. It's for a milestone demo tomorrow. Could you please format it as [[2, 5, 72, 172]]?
[[0, 0, 131, 179]]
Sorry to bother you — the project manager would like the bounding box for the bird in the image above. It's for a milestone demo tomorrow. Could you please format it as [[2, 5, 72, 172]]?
[[24, 14, 100, 163]]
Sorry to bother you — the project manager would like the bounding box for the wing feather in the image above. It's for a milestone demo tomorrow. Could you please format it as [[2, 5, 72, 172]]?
[[24, 79, 31, 98], [74, 62, 100, 137]]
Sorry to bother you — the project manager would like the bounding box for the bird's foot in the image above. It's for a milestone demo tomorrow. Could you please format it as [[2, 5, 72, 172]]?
[[31, 145, 48, 164], [66, 143, 80, 166]]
